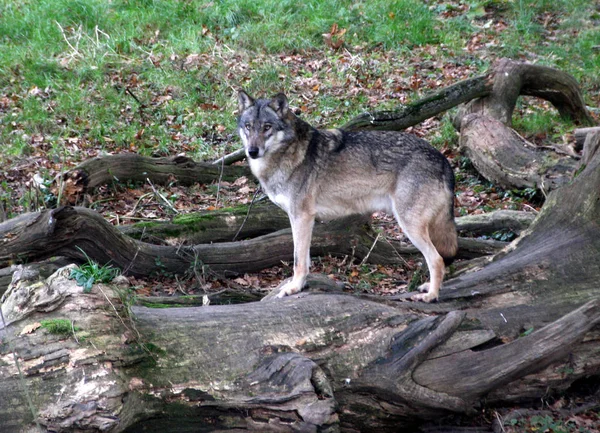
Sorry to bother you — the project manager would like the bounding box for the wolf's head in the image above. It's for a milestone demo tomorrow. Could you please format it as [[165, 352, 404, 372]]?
[[237, 91, 295, 160]]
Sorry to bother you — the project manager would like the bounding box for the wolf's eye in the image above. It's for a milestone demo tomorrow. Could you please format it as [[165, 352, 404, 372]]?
[[245, 123, 251, 130], [263, 124, 272, 132]]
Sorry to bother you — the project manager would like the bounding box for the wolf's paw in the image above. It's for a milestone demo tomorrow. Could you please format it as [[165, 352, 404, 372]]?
[[411, 291, 438, 303], [275, 281, 302, 298]]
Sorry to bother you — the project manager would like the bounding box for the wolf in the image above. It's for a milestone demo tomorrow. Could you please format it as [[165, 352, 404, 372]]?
[[237, 91, 458, 302]]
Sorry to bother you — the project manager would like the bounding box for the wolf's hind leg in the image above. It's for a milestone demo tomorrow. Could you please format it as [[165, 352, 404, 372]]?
[[391, 203, 445, 303]]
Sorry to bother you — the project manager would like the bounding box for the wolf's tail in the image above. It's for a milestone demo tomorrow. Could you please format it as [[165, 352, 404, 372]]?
[[430, 211, 458, 266]]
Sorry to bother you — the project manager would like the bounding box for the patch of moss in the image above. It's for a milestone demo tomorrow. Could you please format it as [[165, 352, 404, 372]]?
[[141, 342, 167, 356], [174, 213, 216, 225], [40, 319, 79, 335], [132, 220, 165, 229], [139, 301, 187, 308], [172, 205, 251, 226]]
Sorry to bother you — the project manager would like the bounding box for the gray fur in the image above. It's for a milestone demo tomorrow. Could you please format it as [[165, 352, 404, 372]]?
[[237, 92, 458, 302]]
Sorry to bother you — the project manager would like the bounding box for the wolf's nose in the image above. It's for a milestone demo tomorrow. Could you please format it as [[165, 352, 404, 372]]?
[[248, 147, 259, 159]]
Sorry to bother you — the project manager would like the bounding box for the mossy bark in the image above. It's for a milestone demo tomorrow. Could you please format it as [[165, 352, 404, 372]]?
[[0, 206, 503, 285], [119, 201, 290, 245]]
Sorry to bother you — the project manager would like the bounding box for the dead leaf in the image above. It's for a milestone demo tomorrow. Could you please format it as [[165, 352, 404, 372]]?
[[232, 176, 248, 186], [322, 23, 346, 50], [20, 322, 41, 335], [233, 277, 250, 286]]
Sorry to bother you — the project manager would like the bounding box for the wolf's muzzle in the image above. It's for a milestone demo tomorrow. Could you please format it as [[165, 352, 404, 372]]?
[[248, 147, 260, 159]]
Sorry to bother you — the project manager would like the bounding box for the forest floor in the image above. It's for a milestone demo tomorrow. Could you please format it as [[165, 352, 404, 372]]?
[[1, 1, 599, 430]]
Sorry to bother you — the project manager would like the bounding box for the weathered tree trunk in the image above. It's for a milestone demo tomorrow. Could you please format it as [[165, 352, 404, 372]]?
[[454, 58, 593, 127], [574, 126, 600, 151], [458, 114, 578, 191], [0, 269, 598, 432], [0, 204, 505, 295], [1, 131, 599, 433], [59, 154, 249, 203], [455, 59, 594, 192]]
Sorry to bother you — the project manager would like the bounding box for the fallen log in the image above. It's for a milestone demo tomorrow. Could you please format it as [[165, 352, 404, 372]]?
[[454, 209, 535, 236], [454, 58, 593, 127], [0, 205, 505, 286], [58, 153, 250, 203], [120, 201, 532, 245], [118, 201, 290, 244], [1, 126, 599, 432], [459, 114, 579, 192]]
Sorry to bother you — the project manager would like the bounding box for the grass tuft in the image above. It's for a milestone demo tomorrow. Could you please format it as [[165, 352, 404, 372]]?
[[40, 318, 79, 335], [69, 248, 120, 293]]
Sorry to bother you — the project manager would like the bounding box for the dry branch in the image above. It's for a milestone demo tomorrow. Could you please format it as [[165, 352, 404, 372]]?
[[59, 153, 249, 202], [341, 74, 493, 131], [454, 58, 594, 127]]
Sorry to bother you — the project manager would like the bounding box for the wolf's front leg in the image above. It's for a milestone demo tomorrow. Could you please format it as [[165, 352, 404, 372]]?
[[276, 212, 315, 298]]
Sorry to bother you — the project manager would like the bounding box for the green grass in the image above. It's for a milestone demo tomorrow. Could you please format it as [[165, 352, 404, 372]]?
[[40, 318, 79, 335], [69, 249, 121, 293], [0, 0, 598, 169]]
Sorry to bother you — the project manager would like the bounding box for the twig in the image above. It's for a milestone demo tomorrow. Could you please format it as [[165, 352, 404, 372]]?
[[382, 235, 412, 268], [522, 204, 539, 214], [125, 87, 146, 108], [55, 21, 82, 59], [146, 178, 179, 214], [174, 275, 189, 295], [71, 320, 79, 344], [493, 410, 507, 433], [215, 148, 226, 207], [130, 192, 153, 216], [96, 284, 141, 340], [232, 188, 262, 241], [122, 245, 141, 276], [124, 87, 148, 121], [360, 232, 381, 266]]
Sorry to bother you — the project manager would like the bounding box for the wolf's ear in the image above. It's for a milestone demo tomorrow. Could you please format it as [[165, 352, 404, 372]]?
[[238, 90, 254, 112], [269, 93, 289, 116]]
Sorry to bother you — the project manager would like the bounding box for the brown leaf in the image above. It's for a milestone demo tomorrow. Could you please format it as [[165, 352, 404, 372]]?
[[232, 176, 248, 186], [20, 322, 41, 335], [199, 103, 220, 111], [233, 277, 250, 286], [322, 23, 346, 50]]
